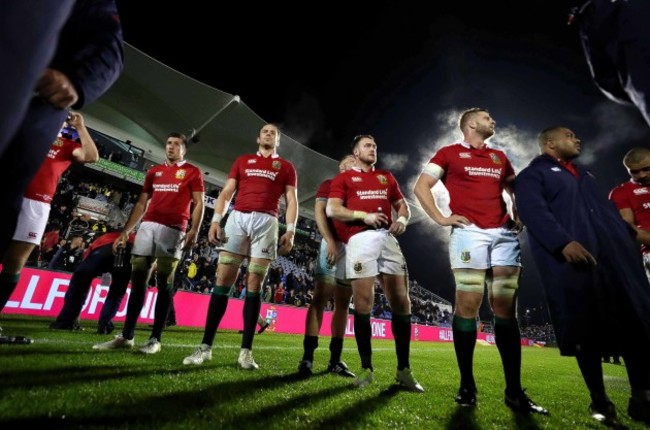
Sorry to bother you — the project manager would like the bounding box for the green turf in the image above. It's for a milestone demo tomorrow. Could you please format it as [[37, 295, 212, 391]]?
[[0, 315, 643, 429]]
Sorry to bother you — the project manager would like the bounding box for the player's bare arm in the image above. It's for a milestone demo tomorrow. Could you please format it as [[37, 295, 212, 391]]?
[[413, 169, 469, 227], [388, 198, 410, 236], [278, 184, 298, 256], [314, 199, 338, 263], [185, 191, 205, 251], [208, 178, 237, 245], [114, 191, 149, 253], [503, 183, 523, 233], [69, 112, 99, 163], [619, 207, 650, 246]]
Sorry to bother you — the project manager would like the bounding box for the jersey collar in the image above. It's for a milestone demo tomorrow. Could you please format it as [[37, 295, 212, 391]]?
[[351, 165, 375, 173], [257, 151, 280, 158], [460, 141, 488, 150], [164, 159, 187, 167]]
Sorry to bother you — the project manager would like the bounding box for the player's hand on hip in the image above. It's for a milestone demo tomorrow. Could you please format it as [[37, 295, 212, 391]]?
[[443, 214, 470, 228]]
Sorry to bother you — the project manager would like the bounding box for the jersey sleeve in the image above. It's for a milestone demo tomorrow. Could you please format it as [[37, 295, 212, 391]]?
[[190, 166, 205, 192], [285, 161, 298, 187], [227, 156, 242, 180], [429, 147, 449, 170], [142, 168, 154, 194], [328, 173, 347, 201], [503, 153, 516, 180], [316, 179, 331, 200], [389, 172, 405, 203], [609, 186, 630, 210]]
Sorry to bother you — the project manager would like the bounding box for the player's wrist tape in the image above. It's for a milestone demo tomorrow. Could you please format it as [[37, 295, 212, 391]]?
[[286, 223, 296, 233], [212, 213, 223, 223], [396, 216, 408, 227], [353, 210, 368, 220]]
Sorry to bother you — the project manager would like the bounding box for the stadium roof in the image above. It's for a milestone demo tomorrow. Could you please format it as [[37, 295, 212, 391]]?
[[83, 43, 427, 222]]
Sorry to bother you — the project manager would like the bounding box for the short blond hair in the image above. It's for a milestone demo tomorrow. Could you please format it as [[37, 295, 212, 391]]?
[[458, 107, 488, 132]]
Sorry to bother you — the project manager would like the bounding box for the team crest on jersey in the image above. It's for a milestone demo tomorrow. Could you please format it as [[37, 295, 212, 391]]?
[[489, 153, 502, 165], [354, 262, 363, 273], [460, 251, 471, 263], [351, 176, 362, 182], [376, 174, 388, 185], [272, 161, 281, 170], [53, 137, 64, 147], [459, 152, 471, 159], [633, 187, 649, 195], [175, 169, 186, 179]]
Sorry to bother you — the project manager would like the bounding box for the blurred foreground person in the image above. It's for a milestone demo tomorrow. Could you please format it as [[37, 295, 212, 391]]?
[[570, 0, 650, 128]]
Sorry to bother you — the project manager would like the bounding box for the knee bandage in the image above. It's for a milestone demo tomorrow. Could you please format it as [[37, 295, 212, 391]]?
[[248, 262, 269, 277], [489, 274, 518, 298], [453, 270, 486, 293], [218, 254, 243, 266]]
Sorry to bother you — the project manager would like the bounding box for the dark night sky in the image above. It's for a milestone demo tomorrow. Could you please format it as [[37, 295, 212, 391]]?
[[114, 1, 650, 318]]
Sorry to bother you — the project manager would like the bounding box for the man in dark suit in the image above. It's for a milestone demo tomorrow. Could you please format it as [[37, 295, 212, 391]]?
[[515, 125, 650, 425]]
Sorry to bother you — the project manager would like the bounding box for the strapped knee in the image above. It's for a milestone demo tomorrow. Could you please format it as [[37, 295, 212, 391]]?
[[218, 254, 243, 266], [453, 270, 485, 293], [490, 273, 518, 298], [248, 262, 268, 277]]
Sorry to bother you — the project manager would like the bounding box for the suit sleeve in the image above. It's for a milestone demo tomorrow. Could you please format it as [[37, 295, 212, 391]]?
[[52, 0, 124, 108], [515, 168, 573, 254]]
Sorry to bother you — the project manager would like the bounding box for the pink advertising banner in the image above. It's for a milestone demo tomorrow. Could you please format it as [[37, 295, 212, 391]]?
[[3, 267, 538, 346]]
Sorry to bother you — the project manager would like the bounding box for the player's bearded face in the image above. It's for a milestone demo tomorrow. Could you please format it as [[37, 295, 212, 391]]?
[[476, 122, 495, 138]]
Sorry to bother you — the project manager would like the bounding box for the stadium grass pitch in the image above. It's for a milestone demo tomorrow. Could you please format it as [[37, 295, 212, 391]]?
[[0, 315, 643, 429]]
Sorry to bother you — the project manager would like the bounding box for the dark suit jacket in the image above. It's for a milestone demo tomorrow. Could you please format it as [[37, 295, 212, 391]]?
[[515, 153, 650, 355]]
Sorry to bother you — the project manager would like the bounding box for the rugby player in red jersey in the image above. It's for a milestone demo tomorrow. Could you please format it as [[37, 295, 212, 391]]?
[[327, 134, 423, 392], [298, 154, 356, 378], [609, 147, 650, 281], [93, 132, 205, 354], [183, 123, 298, 369], [414, 107, 546, 413], [0, 112, 98, 328]]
